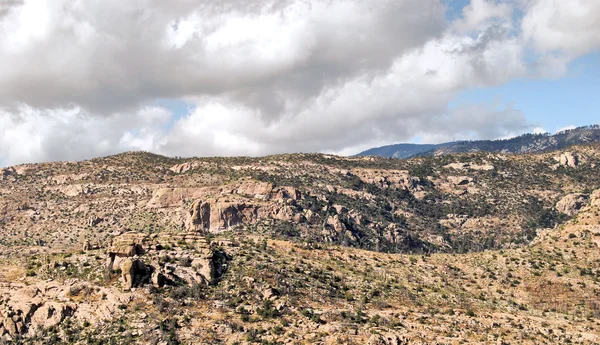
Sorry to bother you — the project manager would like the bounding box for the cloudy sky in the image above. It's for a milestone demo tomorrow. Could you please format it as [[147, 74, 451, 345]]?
[[0, 0, 599, 166]]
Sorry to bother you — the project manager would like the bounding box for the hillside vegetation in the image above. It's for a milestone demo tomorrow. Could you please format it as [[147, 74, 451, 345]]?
[[1, 145, 600, 343]]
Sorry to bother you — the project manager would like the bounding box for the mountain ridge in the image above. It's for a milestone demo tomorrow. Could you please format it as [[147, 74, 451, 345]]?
[[357, 124, 600, 158]]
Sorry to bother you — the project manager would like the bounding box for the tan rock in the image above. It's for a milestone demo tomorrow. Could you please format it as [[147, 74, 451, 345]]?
[[120, 259, 148, 290], [170, 161, 201, 174], [591, 190, 600, 206], [31, 302, 74, 330], [326, 215, 346, 233], [556, 194, 588, 216], [0, 168, 15, 181], [554, 152, 579, 168], [448, 176, 473, 186], [1, 317, 17, 337]]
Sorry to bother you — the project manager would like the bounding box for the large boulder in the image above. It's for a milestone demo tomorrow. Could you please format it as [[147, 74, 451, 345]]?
[[1, 317, 17, 337], [120, 258, 149, 290], [556, 194, 588, 216], [31, 302, 75, 330], [554, 152, 579, 168]]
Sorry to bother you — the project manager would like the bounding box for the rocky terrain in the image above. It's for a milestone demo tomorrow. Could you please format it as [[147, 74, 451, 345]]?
[[359, 125, 600, 158], [0, 144, 600, 343]]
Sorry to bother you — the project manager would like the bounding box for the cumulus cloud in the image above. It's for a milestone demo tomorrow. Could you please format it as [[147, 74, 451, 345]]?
[[453, 0, 513, 32], [0, 0, 598, 166]]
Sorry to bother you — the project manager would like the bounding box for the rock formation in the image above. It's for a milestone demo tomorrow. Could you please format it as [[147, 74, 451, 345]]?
[[106, 232, 229, 289], [554, 152, 579, 168], [556, 194, 588, 216]]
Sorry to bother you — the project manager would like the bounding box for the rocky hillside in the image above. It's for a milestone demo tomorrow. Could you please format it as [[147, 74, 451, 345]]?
[[1, 145, 600, 343], [2, 145, 600, 255], [358, 125, 600, 158]]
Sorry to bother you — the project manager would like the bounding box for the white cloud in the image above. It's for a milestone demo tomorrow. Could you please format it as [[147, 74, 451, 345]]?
[[0, 0, 598, 166], [533, 127, 547, 134], [522, 0, 600, 56], [0, 105, 172, 166], [454, 0, 513, 32]]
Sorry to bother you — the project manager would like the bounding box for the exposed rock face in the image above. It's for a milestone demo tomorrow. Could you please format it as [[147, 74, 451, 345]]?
[[351, 168, 422, 192], [0, 168, 15, 181], [554, 152, 579, 168], [326, 215, 346, 234], [188, 200, 261, 233], [556, 194, 588, 216], [31, 302, 75, 330], [185, 182, 303, 233], [0, 282, 133, 338], [448, 176, 473, 186], [120, 258, 149, 291], [170, 161, 201, 174], [106, 232, 229, 288]]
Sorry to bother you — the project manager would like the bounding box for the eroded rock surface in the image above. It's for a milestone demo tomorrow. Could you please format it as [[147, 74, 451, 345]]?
[[556, 194, 588, 216], [106, 232, 230, 289]]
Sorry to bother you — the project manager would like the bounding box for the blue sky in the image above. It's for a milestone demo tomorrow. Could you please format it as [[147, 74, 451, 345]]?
[[449, 52, 600, 134]]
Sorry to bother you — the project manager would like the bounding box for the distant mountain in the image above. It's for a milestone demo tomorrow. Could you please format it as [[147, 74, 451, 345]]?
[[357, 125, 600, 158], [357, 143, 445, 159]]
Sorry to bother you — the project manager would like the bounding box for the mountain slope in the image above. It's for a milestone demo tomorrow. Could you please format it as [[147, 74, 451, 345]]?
[[358, 125, 600, 158], [2, 147, 600, 343], [356, 143, 445, 159]]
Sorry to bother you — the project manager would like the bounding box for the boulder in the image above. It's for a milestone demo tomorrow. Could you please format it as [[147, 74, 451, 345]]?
[[120, 258, 149, 290], [554, 152, 579, 168], [1, 317, 17, 337], [151, 270, 167, 288], [31, 302, 74, 330], [326, 215, 346, 233], [556, 194, 588, 216], [262, 286, 280, 300], [192, 250, 229, 285]]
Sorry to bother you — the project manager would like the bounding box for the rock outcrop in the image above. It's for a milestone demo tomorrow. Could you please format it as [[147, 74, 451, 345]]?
[[0, 282, 130, 338], [351, 168, 422, 192], [0, 168, 15, 181], [554, 152, 579, 168], [592, 190, 600, 207], [170, 161, 201, 174], [448, 176, 473, 186], [556, 194, 588, 216], [106, 232, 229, 289]]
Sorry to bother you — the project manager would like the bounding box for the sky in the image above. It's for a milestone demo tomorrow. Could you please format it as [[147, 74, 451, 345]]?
[[0, 0, 599, 167]]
